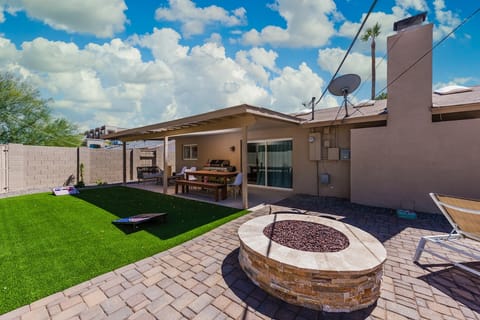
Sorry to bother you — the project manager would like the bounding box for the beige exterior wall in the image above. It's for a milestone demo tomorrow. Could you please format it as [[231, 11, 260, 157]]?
[[175, 132, 242, 171], [351, 119, 480, 213], [350, 23, 480, 213], [173, 123, 354, 199]]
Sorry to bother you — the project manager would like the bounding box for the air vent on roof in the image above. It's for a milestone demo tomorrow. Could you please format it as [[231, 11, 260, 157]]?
[[434, 85, 472, 95], [355, 100, 375, 107]]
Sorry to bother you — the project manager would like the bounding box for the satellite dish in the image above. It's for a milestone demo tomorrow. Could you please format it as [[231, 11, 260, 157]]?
[[328, 74, 361, 117]]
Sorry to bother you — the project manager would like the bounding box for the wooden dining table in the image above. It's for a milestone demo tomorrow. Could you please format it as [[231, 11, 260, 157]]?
[[185, 170, 238, 184]]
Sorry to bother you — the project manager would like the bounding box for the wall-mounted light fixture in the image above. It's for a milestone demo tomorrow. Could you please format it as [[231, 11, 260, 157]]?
[[230, 145, 236, 152]]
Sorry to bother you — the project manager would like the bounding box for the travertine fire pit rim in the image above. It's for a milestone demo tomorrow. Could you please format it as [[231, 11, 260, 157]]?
[[238, 213, 387, 273]]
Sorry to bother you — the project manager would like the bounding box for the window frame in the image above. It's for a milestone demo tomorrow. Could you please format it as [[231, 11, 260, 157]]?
[[182, 144, 198, 160]]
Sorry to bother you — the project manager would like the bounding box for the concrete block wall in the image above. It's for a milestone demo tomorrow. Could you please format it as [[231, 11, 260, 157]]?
[[84, 148, 125, 185], [6, 144, 26, 192], [1, 143, 176, 195], [25, 145, 78, 188]]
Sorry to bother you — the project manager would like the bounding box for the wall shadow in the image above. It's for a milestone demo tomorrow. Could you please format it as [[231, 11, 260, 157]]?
[[221, 248, 376, 320], [274, 194, 452, 243], [73, 186, 243, 239]]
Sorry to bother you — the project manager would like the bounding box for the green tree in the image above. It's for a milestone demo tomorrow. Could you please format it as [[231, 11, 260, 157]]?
[[375, 92, 387, 100], [0, 73, 82, 146], [361, 22, 381, 100]]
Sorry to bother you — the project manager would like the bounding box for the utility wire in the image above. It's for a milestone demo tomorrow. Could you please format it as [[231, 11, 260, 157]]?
[[314, 0, 378, 108], [375, 6, 480, 97], [320, 5, 479, 130]]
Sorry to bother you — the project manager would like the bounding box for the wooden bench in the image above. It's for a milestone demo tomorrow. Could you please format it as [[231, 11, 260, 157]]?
[[137, 166, 163, 183], [175, 179, 227, 202]]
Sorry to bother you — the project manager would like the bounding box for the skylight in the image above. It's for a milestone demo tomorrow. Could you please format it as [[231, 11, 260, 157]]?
[[434, 85, 472, 95]]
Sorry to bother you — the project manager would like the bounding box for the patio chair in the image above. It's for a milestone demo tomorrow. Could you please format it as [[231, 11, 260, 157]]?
[[185, 167, 197, 180], [413, 193, 480, 277], [228, 172, 242, 199], [173, 166, 187, 177]]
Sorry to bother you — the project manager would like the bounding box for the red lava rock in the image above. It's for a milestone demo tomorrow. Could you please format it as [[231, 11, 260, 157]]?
[[263, 220, 349, 252]]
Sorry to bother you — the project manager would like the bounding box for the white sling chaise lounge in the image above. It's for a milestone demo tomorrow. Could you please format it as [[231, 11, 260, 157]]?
[[413, 193, 480, 277]]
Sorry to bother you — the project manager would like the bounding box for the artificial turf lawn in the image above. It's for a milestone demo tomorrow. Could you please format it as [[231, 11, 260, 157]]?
[[0, 186, 247, 314]]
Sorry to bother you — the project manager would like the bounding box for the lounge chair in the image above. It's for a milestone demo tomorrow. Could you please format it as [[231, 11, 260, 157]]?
[[413, 193, 480, 277]]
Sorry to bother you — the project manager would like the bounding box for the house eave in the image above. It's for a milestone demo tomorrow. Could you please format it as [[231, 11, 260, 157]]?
[[301, 114, 388, 128]]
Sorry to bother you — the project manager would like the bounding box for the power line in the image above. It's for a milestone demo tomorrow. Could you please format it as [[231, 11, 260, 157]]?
[[375, 6, 480, 97], [314, 0, 378, 108]]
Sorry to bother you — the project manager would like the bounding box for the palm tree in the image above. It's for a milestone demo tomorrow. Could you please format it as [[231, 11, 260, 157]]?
[[361, 23, 381, 100]]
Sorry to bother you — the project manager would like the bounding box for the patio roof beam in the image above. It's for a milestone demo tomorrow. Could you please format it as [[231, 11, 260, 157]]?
[[119, 115, 257, 142]]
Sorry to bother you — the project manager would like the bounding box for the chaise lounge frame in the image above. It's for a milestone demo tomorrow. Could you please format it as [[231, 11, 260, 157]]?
[[413, 192, 480, 277]]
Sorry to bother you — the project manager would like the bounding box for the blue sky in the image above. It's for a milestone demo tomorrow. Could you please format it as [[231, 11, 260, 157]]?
[[0, 0, 478, 130]]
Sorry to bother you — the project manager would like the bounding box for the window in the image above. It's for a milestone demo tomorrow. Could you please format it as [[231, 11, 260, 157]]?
[[183, 144, 198, 160]]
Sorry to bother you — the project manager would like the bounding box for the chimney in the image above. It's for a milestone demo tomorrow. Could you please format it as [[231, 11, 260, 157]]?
[[386, 16, 432, 128]]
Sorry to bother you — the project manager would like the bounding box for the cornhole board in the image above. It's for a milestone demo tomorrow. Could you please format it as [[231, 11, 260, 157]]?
[[112, 213, 168, 230], [52, 186, 79, 196]]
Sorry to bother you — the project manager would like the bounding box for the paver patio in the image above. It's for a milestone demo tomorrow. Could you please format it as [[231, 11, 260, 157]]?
[[1, 195, 480, 320]]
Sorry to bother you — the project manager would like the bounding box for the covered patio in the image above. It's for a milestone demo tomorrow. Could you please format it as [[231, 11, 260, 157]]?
[[104, 104, 303, 209]]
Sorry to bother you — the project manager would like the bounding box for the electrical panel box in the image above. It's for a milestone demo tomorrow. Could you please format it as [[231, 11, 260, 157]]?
[[327, 148, 339, 160], [340, 148, 351, 160], [320, 173, 330, 185], [308, 132, 322, 161]]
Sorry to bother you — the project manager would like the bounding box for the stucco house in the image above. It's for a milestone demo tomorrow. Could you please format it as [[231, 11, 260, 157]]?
[[105, 22, 480, 213]]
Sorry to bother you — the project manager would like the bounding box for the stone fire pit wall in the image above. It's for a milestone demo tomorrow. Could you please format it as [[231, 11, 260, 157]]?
[[238, 214, 387, 313]]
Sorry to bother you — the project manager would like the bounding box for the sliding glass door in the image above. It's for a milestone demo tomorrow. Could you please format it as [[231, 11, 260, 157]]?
[[247, 139, 292, 188]]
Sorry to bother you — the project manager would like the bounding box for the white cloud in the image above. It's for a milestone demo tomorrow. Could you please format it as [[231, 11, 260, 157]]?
[[86, 39, 173, 84], [131, 28, 189, 63], [235, 50, 272, 87], [433, 77, 475, 90], [270, 62, 325, 112], [2, 0, 127, 37], [20, 38, 92, 72], [394, 0, 428, 12], [240, 0, 339, 48], [155, 0, 246, 37], [0, 36, 17, 63], [432, 0, 461, 41], [0, 24, 342, 130], [317, 47, 387, 95]]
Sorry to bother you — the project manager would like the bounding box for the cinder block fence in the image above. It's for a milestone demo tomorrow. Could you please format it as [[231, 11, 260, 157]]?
[[0, 143, 174, 196]]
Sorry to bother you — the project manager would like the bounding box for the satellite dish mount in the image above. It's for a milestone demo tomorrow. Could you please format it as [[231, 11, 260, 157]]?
[[328, 74, 361, 117]]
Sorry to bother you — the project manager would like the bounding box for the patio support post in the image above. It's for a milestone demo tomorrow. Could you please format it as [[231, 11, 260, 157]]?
[[242, 126, 248, 209], [163, 136, 169, 194], [122, 141, 127, 184]]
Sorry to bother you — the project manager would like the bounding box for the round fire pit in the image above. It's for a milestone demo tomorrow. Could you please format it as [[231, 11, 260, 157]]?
[[238, 214, 387, 312]]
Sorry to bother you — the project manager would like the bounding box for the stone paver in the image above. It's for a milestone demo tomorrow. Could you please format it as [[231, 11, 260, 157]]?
[[2, 195, 480, 320]]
